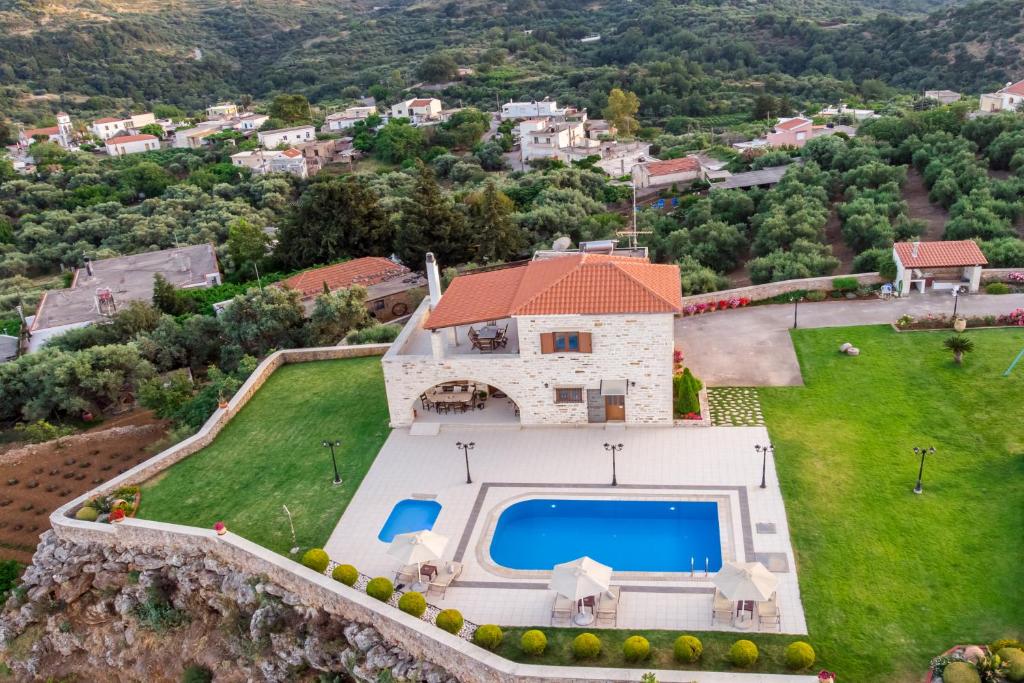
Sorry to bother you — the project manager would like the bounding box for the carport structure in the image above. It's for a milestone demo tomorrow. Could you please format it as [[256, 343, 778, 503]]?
[[892, 240, 988, 295]]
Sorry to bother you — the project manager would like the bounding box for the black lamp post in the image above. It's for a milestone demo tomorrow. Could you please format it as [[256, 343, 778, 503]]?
[[913, 446, 936, 494], [604, 442, 623, 486], [456, 441, 475, 484], [754, 443, 772, 489], [952, 287, 960, 319], [792, 296, 803, 329], [322, 440, 342, 486]]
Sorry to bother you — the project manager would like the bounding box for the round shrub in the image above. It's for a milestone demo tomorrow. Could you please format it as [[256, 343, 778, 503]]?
[[520, 629, 547, 656], [784, 641, 816, 670], [473, 624, 503, 651], [365, 577, 394, 602], [435, 609, 464, 634], [75, 506, 99, 522], [999, 647, 1024, 682], [991, 639, 1024, 653], [572, 632, 602, 659], [331, 564, 358, 586], [729, 639, 759, 668], [300, 548, 329, 573], [673, 635, 703, 663], [622, 635, 650, 662], [985, 282, 1011, 295], [398, 591, 427, 617], [942, 661, 981, 683]]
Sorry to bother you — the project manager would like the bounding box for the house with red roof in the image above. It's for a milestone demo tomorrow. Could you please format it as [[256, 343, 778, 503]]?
[[631, 156, 705, 189], [979, 79, 1024, 113], [390, 98, 443, 124], [90, 112, 156, 140], [104, 133, 160, 157], [892, 240, 988, 295], [17, 112, 74, 149], [382, 249, 682, 428], [765, 116, 854, 148], [277, 256, 426, 320]]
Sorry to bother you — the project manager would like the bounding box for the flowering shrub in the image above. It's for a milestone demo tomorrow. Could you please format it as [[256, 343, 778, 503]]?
[[682, 412, 701, 420], [997, 308, 1024, 326], [1008, 272, 1024, 283], [684, 304, 697, 315], [682, 298, 750, 315]]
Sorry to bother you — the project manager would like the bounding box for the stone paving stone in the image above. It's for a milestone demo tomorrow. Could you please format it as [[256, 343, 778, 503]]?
[[707, 387, 765, 426]]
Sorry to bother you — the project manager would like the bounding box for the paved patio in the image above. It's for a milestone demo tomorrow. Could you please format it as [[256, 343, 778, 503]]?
[[325, 426, 807, 634]]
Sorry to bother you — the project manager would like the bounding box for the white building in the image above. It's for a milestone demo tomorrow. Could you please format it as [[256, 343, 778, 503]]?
[[90, 113, 157, 140], [206, 102, 239, 120], [230, 148, 307, 178], [979, 79, 1024, 113], [173, 123, 222, 149], [323, 106, 379, 131], [257, 125, 316, 149], [817, 104, 877, 121], [104, 134, 160, 157], [892, 240, 987, 296], [519, 118, 595, 162], [233, 113, 269, 131], [923, 90, 962, 105], [381, 250, 681, 428], [18, 112, 74, 150], [267, 148, 308, 178], [500, 99, 566, 120], [632, 156, 705, 189], [390, 98, 443, 124]]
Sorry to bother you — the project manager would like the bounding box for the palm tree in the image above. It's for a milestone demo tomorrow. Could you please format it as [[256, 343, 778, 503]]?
[[944, 334, 974, 365]]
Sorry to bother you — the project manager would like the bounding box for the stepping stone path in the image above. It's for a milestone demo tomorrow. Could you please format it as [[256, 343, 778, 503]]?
[[707, 387, 765, 426]]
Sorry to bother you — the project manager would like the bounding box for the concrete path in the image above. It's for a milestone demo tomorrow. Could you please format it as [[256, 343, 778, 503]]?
[[676, 292, 1024, 386]]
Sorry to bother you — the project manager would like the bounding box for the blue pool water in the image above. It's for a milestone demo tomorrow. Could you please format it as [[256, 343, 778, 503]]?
[[377, 499, 442, 542], [489, 499, 722, 572]]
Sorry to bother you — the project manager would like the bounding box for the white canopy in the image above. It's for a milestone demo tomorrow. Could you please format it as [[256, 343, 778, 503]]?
[[713, 561, 778, 602], [548, 556, 612, 601], [387, 530, 448, 567]]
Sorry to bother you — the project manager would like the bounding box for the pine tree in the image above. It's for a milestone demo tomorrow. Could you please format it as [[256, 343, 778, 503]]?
[[395, 163, 470, 270], [466, 180, 523, 263]]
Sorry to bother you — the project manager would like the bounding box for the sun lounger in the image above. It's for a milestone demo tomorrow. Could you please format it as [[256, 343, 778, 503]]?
[[394, 564, 418, 587], [595, 586, 620, 626], [426, 561, 462, 599], [758, 592, 781, 630], [551, 593, 573, 626], [712, 589, 733, 624]]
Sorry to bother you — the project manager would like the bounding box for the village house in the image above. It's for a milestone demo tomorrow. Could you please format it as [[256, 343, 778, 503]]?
[[924, 90, 962, 105], [206, 102, 239, 120], [257, 125, 316, 149], [291, 138, 353, 174], [892, 240, 988, 296], [277, 257, 426, 320], [500, 99, 567, 120], [519, 118, 597, 162], [979, 79, 1024, 113], [104, 134, 160, 157], [381, 248, 681, 428], [390, 98, 443, 125], [817, 103, 877, 121], [231, 113, 269, 131], [230, 149, 308, 178], [585, 119, 616, 139], [27, 245, 221, 352], [631, 156, 705, 189], [89, 113, 157, 141], [173, 123, 222, 149], [18, 113, 74, 149], [765, 116, 855, 148], [323, 106, 379, 131]]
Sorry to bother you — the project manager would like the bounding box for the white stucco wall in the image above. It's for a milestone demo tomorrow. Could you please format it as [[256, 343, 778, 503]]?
[[382, 304, 676, 427]]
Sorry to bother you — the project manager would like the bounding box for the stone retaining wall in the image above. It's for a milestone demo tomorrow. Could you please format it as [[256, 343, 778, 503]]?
[[981, 267, 1022, 283], [681, 272, 885, 307]]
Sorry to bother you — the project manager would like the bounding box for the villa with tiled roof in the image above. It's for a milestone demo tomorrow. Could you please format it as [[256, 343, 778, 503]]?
[[382, 249, 682, 428], [979, 78, 1024, 113]]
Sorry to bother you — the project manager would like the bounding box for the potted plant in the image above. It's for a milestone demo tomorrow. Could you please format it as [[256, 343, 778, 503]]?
[[817, 671, 836, 683], [953, 316, 967, 332], [109, 509, 126, 524], [214, 521, 227, 535], [217, 392, 229, 409]]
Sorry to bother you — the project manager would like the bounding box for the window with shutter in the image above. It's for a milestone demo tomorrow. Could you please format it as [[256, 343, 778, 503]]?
[[554, 388, 583, 403], [540, 332, 555, 354]]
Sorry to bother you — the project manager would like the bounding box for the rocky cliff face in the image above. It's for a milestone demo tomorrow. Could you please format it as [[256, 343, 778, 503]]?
[[0, 531, 459, 682]]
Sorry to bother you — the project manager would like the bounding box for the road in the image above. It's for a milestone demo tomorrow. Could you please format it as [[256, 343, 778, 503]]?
[[676, 292, 1024, 386]]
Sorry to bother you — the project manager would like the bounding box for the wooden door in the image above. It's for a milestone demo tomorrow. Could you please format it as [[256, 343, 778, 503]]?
[[604, 395, 625, 421]]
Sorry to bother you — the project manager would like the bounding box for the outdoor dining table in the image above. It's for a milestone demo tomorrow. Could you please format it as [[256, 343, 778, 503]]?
[[477, 326, 501, 340], [574, 595, 597, 626]]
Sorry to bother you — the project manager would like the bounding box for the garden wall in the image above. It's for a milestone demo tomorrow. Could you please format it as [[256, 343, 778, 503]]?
[[681, 272, 884, 307], [980, 268, 1021, 283]]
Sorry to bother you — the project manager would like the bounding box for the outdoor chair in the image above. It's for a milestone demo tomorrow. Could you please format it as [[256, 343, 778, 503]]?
[[477, 338, 494, 353], [468, 327, 481, 350], [426, 561, 462, 599], [712, 589, 733, 625], [551, 594, 573, 626], [758, 593, 781, 631], [596, 586, 620, 626], [394, 564, 418, 587], [496, 323, 509, 348], [419, 394, 431, 410]]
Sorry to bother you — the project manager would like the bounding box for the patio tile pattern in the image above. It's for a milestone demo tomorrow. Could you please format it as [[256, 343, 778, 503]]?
[[708, 387, 765, 426]]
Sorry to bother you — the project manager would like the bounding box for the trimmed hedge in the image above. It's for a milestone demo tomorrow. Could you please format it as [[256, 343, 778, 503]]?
[[784, 641, 816, 670], [331, 564, 358, 586], [435, 609, 464, 634], [472, 624, 503, 651], [729, 639, 759, 668], [943, 661, 981, 683], [300, 548, 329, 573], [398, 591, 427, 617], [832, 276, 859, 292], [999, 647, 1024, 682], [520, 629, 547, 656], [622, 635, 651, 662], [985, 282, 1011, 294], [572, 632, 602, 659], [365, 577, 394, 602], [673, 367, 703, 416], [673, 634, 703, 663]]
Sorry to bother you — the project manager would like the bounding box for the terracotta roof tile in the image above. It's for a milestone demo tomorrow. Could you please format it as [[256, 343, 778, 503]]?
[[642, 156, 701, 176], [279, 257, 411, 298], [776, 117, 812, 131], [409, 99, 435, 107], [1000, 79, 1024, 96], [426, 254, 682, 329], [23, 126, 60, 138], [93, 117, 123, 124], [106, 134, 158, 144], [281, 148, 303, 158], [893, 240, 988, 268]]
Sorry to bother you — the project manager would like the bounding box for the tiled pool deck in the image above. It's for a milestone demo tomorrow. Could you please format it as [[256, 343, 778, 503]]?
[[325, 426, 807, 634]]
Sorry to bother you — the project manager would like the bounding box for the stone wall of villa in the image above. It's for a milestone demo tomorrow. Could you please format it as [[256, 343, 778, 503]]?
[[382, 309, 676, 427], [680, 272, 885, 307]]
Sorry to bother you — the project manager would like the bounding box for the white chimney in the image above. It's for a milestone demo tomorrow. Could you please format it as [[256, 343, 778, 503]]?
[[425, 252, 442, 307], [911, 241, 920, 258]]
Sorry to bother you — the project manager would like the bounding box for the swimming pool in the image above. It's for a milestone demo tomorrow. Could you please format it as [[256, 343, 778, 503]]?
[[489, 498, 722, 572], [377, 499, 442, 542]]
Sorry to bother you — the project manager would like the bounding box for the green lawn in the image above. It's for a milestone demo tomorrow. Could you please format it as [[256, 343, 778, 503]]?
[[760, 326, 1024, 682], [137, 357, 390, 554]]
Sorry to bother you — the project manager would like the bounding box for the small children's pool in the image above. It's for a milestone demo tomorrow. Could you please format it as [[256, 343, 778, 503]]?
[[378, 499, 442, 542], [489, 498, 722, 572]]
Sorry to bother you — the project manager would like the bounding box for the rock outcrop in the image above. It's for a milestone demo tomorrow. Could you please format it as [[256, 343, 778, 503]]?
[[0, 531, 460, 682]]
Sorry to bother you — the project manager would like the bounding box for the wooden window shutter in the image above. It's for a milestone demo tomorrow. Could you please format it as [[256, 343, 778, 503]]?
[[540, 332, 555, 354], [578, 332, 592, 353]]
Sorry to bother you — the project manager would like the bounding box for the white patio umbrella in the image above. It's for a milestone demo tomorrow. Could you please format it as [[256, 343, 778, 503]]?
[[387, 530, 448, 583], [548, 556, 612, 601], [713, 561, 778, 602]]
